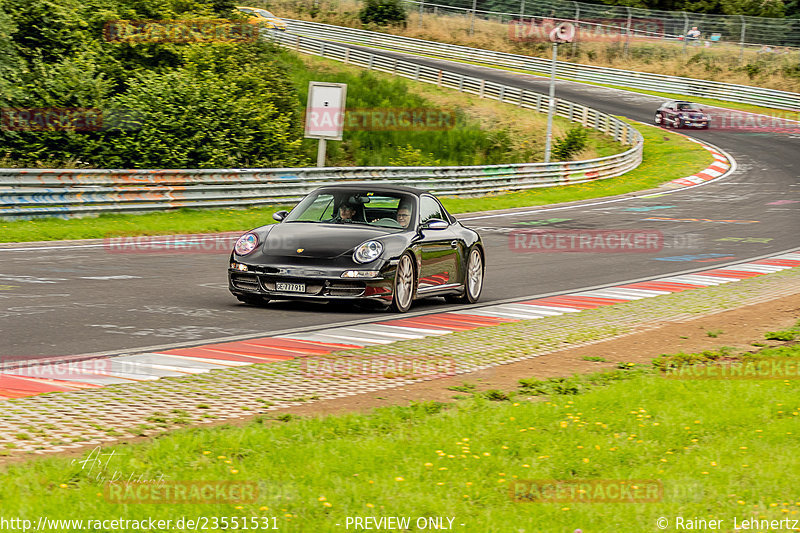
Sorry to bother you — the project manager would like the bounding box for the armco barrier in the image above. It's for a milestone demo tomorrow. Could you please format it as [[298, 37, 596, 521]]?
[[284, 19, 800, 112], [0, 32, 642, 219]]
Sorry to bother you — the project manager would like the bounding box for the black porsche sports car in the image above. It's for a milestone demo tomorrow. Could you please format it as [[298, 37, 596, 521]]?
[[228, 184, 485, 312], [654, 100, 709, 129]]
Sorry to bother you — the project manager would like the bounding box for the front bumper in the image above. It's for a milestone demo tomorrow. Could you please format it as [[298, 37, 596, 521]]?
[[228, 263, 395, 301]]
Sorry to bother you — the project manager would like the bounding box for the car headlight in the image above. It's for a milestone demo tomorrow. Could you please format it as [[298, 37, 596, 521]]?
[[234, 233, 259, 256], [353, 241, 383, 264]]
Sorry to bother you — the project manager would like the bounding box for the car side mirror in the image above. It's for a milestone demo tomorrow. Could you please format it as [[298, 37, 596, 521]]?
[[273, 210, 288, 222], [422, 219, 448, 230]]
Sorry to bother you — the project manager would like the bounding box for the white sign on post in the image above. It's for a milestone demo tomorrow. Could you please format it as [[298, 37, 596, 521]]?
[[304, 81, 347, 167], [305, 81, 347, 139]]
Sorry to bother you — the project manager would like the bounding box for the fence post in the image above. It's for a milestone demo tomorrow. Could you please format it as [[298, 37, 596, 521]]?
[[624, 7, 632, 58], [572, 1, 579, 55], [739, 15, 746, 64], [368, 54, 374, 70], [682, 12, 688, 55], [344, 48, 350, 64], [470, 0, 477, 35], [479, 79, 485, 98]]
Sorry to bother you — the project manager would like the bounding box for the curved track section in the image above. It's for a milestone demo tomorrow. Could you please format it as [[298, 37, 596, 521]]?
[[0, 37, 798, 361]]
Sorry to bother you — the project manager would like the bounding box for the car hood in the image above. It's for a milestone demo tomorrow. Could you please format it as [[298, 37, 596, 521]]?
[[263, 222, 396, 259]]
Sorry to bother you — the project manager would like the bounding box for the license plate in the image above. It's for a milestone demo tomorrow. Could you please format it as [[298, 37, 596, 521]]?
[[275, 281, 305, 293]]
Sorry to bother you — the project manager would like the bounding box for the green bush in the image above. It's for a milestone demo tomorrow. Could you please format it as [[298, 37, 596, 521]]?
[[0, 0, 307, 168], [552, 125, 588, 160], [358, 0, 407, 26]]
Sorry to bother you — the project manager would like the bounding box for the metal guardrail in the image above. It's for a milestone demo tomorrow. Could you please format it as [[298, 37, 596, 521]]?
[[285, 19, 800, 112], [0, 31, 643, 219]]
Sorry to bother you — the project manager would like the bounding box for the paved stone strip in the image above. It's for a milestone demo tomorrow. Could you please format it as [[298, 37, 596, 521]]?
[[662, 142, 732, 189], [0, 265, 798, 456], [1, 252, 799, 403]]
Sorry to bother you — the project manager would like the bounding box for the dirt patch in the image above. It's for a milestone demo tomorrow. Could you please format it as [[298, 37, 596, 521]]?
[[282, 293, 800, 417]]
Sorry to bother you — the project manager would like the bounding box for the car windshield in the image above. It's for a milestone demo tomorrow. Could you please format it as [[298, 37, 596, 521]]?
[[284, 190, 416, 229], [677, 103, 701, 111], [255, 9, 277, 17]]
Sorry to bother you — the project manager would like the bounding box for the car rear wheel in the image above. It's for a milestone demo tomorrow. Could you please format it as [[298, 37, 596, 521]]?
[[446, 247, 484, 304], [390, 252, 416, 313], [672, 118, 682, 129]]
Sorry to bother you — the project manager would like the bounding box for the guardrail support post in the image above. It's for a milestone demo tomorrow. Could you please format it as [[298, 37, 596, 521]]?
[[458, 76, 464, 92], [582, 107, 589, 127], [414, 64, 421, 80], [519, 89, 524, 106], [344, 49, 350, 64], [368, 55, 374, 70], [437, 70, 442, 87], [392, 59, 398, 76], [479, 79, 485, 98], [295, 34, 301, 51]]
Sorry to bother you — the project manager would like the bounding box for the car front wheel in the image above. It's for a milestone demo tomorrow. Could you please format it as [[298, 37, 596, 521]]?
[[390, 252, 416, 313], [654, 112, 663, 126], [447, 247, 484, 304]]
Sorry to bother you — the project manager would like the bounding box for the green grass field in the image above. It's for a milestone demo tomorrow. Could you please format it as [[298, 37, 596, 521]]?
[[1, 336, 797, 532], [0, 119, 711, 242]]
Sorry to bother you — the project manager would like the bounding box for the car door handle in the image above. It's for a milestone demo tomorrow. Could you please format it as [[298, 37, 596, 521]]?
[[450, 240, 458, 248]]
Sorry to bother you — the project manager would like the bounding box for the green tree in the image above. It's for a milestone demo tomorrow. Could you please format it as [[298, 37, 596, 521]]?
[[359, 0, 407, 26]]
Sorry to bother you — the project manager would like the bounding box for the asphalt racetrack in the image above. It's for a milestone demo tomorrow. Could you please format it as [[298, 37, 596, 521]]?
[[1, 43, 798, 360]]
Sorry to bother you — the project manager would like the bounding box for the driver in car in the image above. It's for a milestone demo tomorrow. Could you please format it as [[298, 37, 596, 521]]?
[[327, 201, 358, 223], [396, 202, 412, 228]]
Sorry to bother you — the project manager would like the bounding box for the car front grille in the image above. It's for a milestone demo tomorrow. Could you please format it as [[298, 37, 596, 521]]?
[[231, 273, 259, 291], [324, 282, 366, 297]]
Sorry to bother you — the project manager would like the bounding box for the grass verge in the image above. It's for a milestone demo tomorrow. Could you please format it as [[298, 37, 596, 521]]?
[[1, 335, 797, 531], [0, 119, 711, 242]]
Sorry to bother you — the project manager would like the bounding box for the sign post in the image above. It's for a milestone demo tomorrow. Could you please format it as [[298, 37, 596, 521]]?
[[544, 22, 575, 164], [304, 81, 347, 167]]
